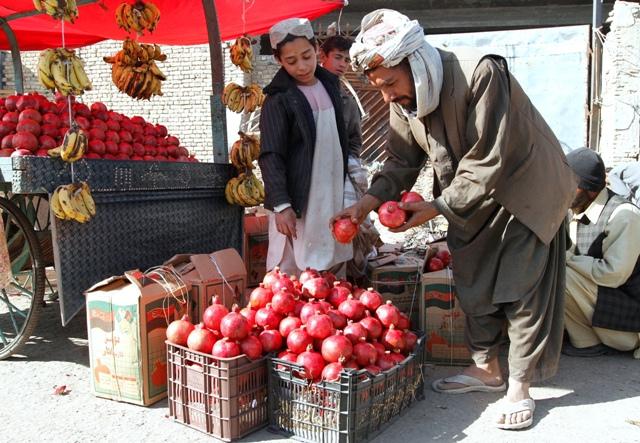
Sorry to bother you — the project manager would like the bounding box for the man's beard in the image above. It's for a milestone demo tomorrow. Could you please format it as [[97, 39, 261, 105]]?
[[570, 192, 592, 213]]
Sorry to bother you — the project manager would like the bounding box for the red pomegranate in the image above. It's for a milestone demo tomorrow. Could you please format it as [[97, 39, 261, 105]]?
[[332, 218, 358, 243], [202, 295, 229, 331], [259, 328, 283, 353], [165, 315, 194, 346], [187, 323, 218, 353], [378, 201, 406, 228], [239, 335, 263, 360], [338, 295, 366, 321], [359, 288, 383, 311], [220, 305, 250, 340], [327, 283, 351, 309], [286, 327, 313, 354], [212, 337, 241, 358], [321, 332, 353, 363], [375, 301, 400, 328], [12, 132, 38, 152], [400, 190, 424, 203], [18, 109, 42, 124], [16, 95, 38, 112], [302, 277, 331, 300]]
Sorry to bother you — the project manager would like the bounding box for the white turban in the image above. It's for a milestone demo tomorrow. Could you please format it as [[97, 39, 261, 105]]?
[[269, 18, 314, 50], [350, 9, 443, 118]]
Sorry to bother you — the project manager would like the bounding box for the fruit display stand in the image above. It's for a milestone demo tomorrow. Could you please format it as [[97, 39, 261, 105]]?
[[0, 155, 241, 358]]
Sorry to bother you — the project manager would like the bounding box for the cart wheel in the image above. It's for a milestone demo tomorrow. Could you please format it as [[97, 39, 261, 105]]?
[[0, 197, 45, 360]]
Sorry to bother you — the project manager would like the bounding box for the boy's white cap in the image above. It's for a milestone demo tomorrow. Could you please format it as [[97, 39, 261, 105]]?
[[269, 18, 314, 50]]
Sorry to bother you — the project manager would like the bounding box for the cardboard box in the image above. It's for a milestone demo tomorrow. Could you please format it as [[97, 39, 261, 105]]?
[[85, 270, 191, 406], [165, 248, 247, 323], [420, 242, 472, 366], [366, 252, 424, 328], [244, 213, 269, 287]]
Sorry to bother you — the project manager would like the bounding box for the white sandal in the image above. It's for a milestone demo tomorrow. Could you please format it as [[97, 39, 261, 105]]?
[[496, 398, 536, 430], [432, 374, 507, 394]]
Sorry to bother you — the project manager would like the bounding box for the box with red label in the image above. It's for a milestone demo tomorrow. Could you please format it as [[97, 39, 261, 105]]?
[[85, 270, 191, 406], [244, 213, 269, 288], [420, 242, 472, 366], [165, 249, 247, 323]]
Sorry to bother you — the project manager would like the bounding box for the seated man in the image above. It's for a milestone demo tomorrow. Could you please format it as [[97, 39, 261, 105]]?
[[564, 148, 640, 358]]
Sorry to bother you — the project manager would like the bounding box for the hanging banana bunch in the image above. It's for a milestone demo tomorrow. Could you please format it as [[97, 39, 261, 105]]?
[[229, 36, 253, 73], [114, 0, 161, 36], [33, 0, 79, 23], [37, 48, 92, 96], [51, 182, 96, 223], [229, 132, 260, 171], [47, 126, 88, 163], [221, 83, 265, 114], [103, 38, 167, 100], [225, 172, 265, 207]]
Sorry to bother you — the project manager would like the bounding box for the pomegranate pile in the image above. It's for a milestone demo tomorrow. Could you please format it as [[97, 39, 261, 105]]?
[[166, 267, 418, 383], [426, 249, 451, 272], [0, 92, 197, 161]]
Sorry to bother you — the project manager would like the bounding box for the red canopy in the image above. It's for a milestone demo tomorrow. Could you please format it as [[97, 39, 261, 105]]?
[[0, 0, 345, 51]]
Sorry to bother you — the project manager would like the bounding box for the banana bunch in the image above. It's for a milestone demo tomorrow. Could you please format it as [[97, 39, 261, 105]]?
[[114, 0, 160, 35], [103, 39, 166, 100], [222, 83, 265, 114], [229, 36, 253, 73], [230, 132, 260, 170], [33, 0, 78, 23], [225, 173, 265, 207], [51, 182, 96, 223], [37, 48, 92, 96], [47, 126, 87, 163]]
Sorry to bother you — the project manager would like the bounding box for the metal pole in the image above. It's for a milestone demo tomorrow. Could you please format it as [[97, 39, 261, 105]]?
[[201, 0, 228, 163], [0, 18, 23, 94], [592, 0, 603, 28]]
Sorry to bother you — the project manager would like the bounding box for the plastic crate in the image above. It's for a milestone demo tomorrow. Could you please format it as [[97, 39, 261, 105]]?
[[267, 334, 425, 443], [166, 342, 268, 441]]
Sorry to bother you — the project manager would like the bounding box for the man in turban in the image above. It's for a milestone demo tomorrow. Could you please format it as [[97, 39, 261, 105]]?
[[332, 9, 577, 429], [563, 148, 640, 359]]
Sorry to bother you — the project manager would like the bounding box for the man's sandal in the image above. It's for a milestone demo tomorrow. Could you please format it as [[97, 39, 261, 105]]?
[[496, 398, 536, 430]]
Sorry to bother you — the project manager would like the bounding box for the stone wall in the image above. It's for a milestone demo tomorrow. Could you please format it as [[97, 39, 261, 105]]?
[[1, 38, 280, 162]]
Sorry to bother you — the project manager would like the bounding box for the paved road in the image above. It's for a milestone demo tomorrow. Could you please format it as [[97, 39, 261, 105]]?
[[1, 301, 639, 443]]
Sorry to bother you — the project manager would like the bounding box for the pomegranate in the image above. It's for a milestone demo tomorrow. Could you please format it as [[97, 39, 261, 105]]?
[[91, 119, 108, 132], [360, 312, 383, 339], [343, 358, 360, 370], [397, 312, 411, 330], [86, 152, 102, 159], [306, 312, 334, 339], [18, 109, 42, 124], [212, 337, 241, 358], [73, 103, 91, 118], [90, 102, 108, 113], [296, 346, 325, 381], [38, 135, 56, 150], [249, 283, 273, 309], [106, 120, 121, 132], [299, 267, 320, 285], [1, 135, 12, 149], [327, 283, 351, 309], [0, 122, 14, 139], [239, 335, 263, 360], [16, 119, 41, 136], [202, 295, 229, 331], [290, 275, 303, 295], [353, 339, 378, 367], [271, 273, 295, 294], [104, 141, 119, 155], [118, 142, 133, 156], [376, 301, 400, 328], [389, 352, 405, 364], [118, 130, 133, 143], [42, 113, 61, 127], [75, 116, 91, 131], [16, 95, 38, 112], [105, 130, 120, 144], [378, 201, 406, 228], [359, 288, 383, 311], [11, 149, 33, 157], [240, 307, 257, 328], [277, 350, 298, 368], [365, 365, 381, 376], [335, 280, 353, 292], [259, 328, 283, 353], [41, 124, 59, 138], [436, 249, 451, 267], [133, 142, 146, 156], [166, 135, 179, 145], [400, 190, 424, 203], [332, 218, 358, 243], [4, 95, 19, 111], [327, 309, 348, 329], [88, 127, 106, 141], [427, 257, 445, 272], [2, 112, 18, 124], [155, 124, 168, 137], [321, 332, 353, 362], [187, 323, 218, 353], [144, 123, 157, 136], [343, 321, 368, 344], [376, 352, 396, 371], [262, 267, 281, 289], [302, 277, 331, 299], [338, 295, 366, 321], [404, 331, 418, 353], [382, 326, 406, 351], [255, 304, 282, 330], [271, 290, 296, 315], [12, 132, 38, 152], [166, 315, 195, 346], [300, 300, 327, 324], [286, 327, 313, 354], [220, 305, 250, 340], [0, 148, 13, 157], [372, 340, 386, 357], [293, 299, 305, 317], [321, 362, 344, 381], [88, 139, 106, 155], [279, 314, 302, 338], [131, 116, 146, 125]]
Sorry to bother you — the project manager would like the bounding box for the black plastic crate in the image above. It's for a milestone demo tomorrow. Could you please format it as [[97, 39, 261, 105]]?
[[267, 334, 425, 443]]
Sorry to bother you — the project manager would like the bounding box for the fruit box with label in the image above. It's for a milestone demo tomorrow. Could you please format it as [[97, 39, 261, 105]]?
[[165, 248, 247, 323], [85, 270, 192, 406], [420, 242, 472, 366], [366, 251, 424, 328], [243, 213, 269, 288]]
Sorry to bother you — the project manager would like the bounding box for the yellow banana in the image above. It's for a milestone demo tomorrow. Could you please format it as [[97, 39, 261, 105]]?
[[79, 182, 96, 217], [149, 62, 166, 80], [50, 187, 69, 220], [50, 59, 73, 94], [70, 57, 92, 90], [47, 146, 62, 158], [225, 179, 238, 205], [58, 184, 90, 223]]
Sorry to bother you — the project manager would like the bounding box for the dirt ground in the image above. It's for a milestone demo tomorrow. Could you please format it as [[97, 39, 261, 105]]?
[[1, 299, 639, 443]]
